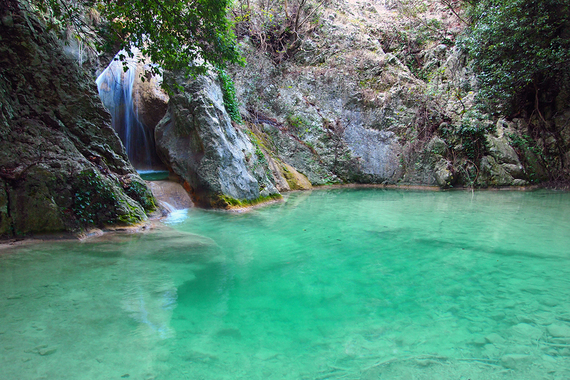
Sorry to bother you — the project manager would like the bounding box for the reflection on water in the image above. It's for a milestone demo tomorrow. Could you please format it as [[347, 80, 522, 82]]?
[[1, 189, 570, 379]]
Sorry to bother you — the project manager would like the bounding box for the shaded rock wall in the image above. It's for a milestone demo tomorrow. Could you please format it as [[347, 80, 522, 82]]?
[[0, 3, 155, 237]]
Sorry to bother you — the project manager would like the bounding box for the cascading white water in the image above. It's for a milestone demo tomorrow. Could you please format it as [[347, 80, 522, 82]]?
[[96, 48, 162, 169]]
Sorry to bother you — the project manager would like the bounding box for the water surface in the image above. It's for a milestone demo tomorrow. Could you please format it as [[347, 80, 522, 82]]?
[[1, 189, 570, 379]]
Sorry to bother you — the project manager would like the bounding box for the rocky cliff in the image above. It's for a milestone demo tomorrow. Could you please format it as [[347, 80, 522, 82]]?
[[0, 2, 155, 237], [224, 0, 565, 189]]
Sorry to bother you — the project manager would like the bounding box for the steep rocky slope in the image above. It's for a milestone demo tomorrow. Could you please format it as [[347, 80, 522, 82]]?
[[226, 0, 560, 188], [0, 2, 155, 237]]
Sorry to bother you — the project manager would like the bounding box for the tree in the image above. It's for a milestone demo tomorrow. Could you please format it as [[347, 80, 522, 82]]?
[[233, 0, 327, 63], [462, 0, 570, 116], [35, 0, 243, 77]]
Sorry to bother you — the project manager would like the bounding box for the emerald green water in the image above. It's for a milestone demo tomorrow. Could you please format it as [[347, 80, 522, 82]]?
[[1, 189, 570, 379]]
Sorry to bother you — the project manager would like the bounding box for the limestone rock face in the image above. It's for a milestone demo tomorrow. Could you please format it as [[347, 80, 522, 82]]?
[[229, 1, 441, 186], [232, 40, 413, 185], [155, 72, 278, 207], [0, 6, 155, 237], [229, 0, 569, 188]]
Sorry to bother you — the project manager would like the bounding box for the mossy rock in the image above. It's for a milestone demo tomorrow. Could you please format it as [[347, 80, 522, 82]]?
[[72, 170, 147, 229], [210, 193, 283, 209], [279, 163, 312, 190]]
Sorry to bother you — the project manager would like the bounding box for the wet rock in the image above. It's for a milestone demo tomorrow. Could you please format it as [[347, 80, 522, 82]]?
[[215, 327, 242, 339], [539, 298, 559, 307], [480, 156, 515, 186], [342, 126, 401, 182], [133, 60, 169, 131], [426, 136, 448, 156], [487, 135, 521, 166], [511, 323, 542, 340], [38, 347, 57, 356], [279, 162, 312, 190], [472, 336, 487, 347], [155, 72, 279, 207], [255, 349, 279, 361], [0, 7, 154, 236], [146, 180, 193, 211], [434, 158, 453, 187]]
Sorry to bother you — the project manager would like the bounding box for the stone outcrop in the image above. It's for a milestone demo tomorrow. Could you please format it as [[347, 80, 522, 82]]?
[[0, 3, 155, 237], [229, 2, 439, 187], [155, 72, 279, 208]]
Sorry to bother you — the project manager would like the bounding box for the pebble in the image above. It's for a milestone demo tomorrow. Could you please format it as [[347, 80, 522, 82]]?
[[255, 349, 278, 361], [38, 347, 57, 356], [517, 315, 534, 324], [489, 312, 506, 321], [472, 336, 487, 346], [483, 344, 500, 358]]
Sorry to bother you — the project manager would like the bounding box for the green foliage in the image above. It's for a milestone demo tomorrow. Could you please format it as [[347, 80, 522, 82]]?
[[439, 110, 493, 161], [72, 170, 146, 228], [72, 170, 118, 227], [233, 0, 327, 62], [124, 180, 156, 212], [217, 68, 242, 123], [35, 0, 243, 79], [457, 116, 493, 161], [286, 113, 309, 133], [255, 146, 267, 164], [461, 0, 570, 115]]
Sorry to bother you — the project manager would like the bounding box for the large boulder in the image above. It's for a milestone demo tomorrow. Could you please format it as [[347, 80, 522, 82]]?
[[155, 72, 279, 208], [0, 4, 155, 237]]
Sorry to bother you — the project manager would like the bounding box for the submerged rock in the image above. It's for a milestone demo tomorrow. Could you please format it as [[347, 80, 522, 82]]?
[[0, 5, 155, 237], [547, 324, 570, 338], [501, 354, 532, 370]]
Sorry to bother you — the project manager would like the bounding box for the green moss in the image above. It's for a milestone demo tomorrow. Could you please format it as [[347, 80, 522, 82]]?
[[286, 114, 310, 135], [72, 170, 145, 229], [213, 193, 283, 209], [124, 180, 157, 212]]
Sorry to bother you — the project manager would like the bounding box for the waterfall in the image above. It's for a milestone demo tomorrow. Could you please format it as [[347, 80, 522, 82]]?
[[96, 49, 164, 170]]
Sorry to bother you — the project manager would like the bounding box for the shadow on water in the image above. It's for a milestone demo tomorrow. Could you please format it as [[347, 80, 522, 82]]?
[[412, 237, 564, 260], [78, 228, 221, 263]]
